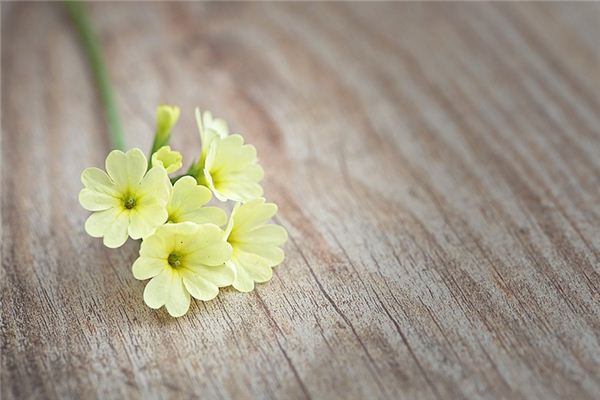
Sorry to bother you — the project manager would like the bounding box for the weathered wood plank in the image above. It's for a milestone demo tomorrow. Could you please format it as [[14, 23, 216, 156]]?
[[2, 2, 600, 399]]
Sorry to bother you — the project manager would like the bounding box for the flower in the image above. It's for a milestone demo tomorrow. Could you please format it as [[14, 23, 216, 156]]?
[[151, 145, 183, 174], [196, 108, 229, 165], [203, 134, 264, 202], [191, 109, 263, 202], [189, 108, 230, 179], [79, 148, 170, 248], [166, 176, 226, 226], [132, 222, 233, 317], [224, 199, 288, 292], [154, 105, 181, 147]]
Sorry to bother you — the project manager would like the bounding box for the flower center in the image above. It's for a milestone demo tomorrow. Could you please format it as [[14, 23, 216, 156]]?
[[123, 195, 136, 209], [168, 252, 182, 269]]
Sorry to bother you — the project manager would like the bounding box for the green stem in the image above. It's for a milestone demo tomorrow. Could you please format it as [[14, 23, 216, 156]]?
[[66, 1, 125, 151]]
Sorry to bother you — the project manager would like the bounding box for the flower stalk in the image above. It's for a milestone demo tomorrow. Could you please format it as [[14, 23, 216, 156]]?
[[66, 1, 126, 151]]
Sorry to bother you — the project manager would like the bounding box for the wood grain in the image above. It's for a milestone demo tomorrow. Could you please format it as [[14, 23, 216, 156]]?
[[2, 2, 600, 399]]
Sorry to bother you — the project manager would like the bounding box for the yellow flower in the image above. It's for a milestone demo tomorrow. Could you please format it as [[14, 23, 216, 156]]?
[[224, 199, 288, 292], [196, 108, 229, 165], [203, 134, 264, 202], [132, 222, 233, 317], [79, 148, 170, 248], [151, 145, 182, 174], [154, 105, 180, 146], [166, 176, 226, 226], [191, 109, 263, 202]]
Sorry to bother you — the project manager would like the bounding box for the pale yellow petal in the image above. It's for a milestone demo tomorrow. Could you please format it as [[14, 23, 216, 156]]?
[[231, 224, 288, 246], [209, 137, 257, 172], [203, 167, 226, 201], [151, 146, 182, 174], [235, 243, 285, 266], [165, 273, 191, 317], [132, 257, 166, 280], [84, 207, 120, 238], [211, 179, 263, 203], [79, 188, 119, 211], [223, 203, 239, 239], [102, 211, 130, 248], [186, 264, 234, 287], [139, 233, 169, 258], [204, 134, 244, 172], [105, 150, 127, 186], [128, 204, 167, 239], [169, 176, 211, 213], [81, 167, 119, 196], [158, 222, 202, 253], [143, 268, 173, 309], [184, 224, 232, 267], [179, 207, 227, 227], [230, 199, 277, 233], [233, 250, 274, 282], [196, 108, 226, 162], [137, 166, 170, 204], [168, 177, 225, 225], [229, 260, 255, 293], [182, 272, 219, 301], [203, 110, 229, 138], [106, 148, 147, 189], [169, 221, 201, 236]]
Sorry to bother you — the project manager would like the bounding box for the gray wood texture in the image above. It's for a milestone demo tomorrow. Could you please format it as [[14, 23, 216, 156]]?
[[2, 2, 600, 399]]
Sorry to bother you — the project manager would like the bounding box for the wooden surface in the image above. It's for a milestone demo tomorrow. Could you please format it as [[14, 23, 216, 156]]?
[[2, 2, 600, 399]]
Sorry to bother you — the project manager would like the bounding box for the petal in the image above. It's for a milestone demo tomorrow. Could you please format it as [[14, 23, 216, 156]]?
[[210, 138, 257, 172], [204, 111, 229, 137], [184, 225, 232, 267], [102, 211, 130, 248], [81, 167, 119, 196], [165, 273, 191, 317], [159, 222, 201, 252], [187, 264, 234, 287], [128, 204, 167, 239], [139, 233, 169, 258], [230, 199, 277, 233], [232, 224, 288, 246], [233, 250, 273, 283], [169, 221, 202, 236], [196, 109, 221, 161], [203, 167, 226, 202], [223, 203, 238, 239], [151, 146, 182, 174], [204, 135, 245, 172], [137, 166, 170, 204], [179, 206, 227, 227], [84, 208, 120, 238], [182, 272, 219, 301], [169, 176, 211, 212], [106, 149, 147, 189], [143, 268, 173, 309], [132, 257, 166, 280], [235, 243, 285, 266], [212, 179, 263, 203], [79, 188, 119, 211], [229, 260, 255, 293]]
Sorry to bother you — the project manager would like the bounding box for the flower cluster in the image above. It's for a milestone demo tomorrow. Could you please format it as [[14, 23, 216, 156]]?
[[79, 106, 287, 317]]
